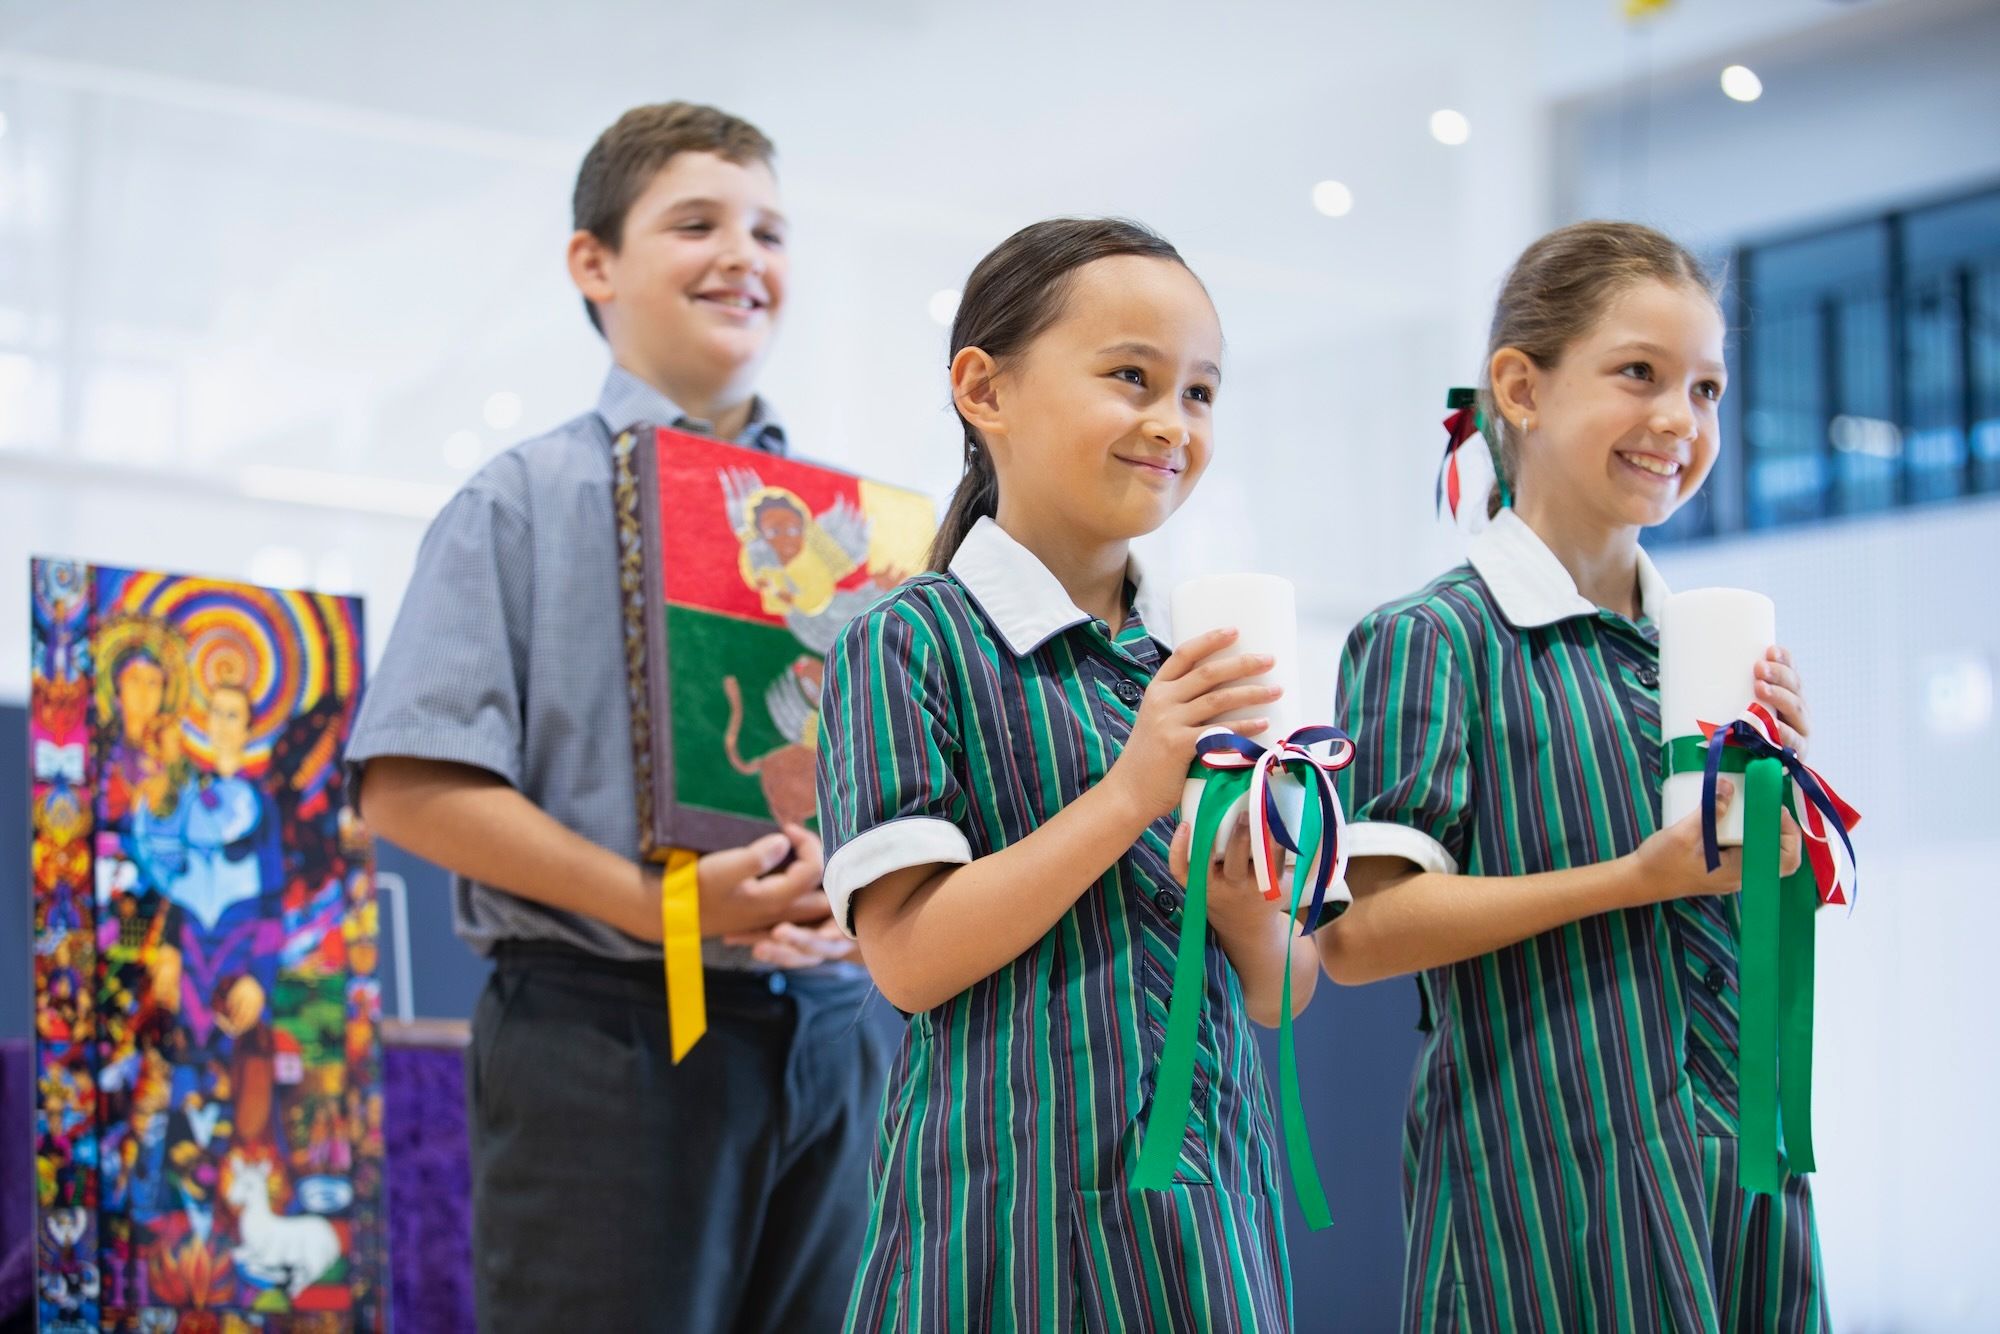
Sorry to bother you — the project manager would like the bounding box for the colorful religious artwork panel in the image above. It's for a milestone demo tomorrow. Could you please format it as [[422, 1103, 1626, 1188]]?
[[613, 428, 936, 856], [30, 559, 383, 1333]]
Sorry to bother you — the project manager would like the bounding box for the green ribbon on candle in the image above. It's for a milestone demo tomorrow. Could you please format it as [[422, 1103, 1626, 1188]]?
[[1664, 736, 1818, 1194], [1134, 765, 1333, 1232]]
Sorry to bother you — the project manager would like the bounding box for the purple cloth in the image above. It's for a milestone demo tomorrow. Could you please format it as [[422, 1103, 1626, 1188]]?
[[2, 1039, 31, 1327], [384, 1040, 477, 1334]]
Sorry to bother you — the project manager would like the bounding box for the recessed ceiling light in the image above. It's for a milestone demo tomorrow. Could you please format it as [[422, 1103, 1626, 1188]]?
[[1430, 109, 1471, 146], [1311, 180, 1354, 217], [1721, 65, 1763, 103]]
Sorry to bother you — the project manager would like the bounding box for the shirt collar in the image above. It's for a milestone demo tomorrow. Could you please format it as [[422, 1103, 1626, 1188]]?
[[1468, 509, 1672, 629], [949, 516, 1169, 657], [594, 364, 787, 454]]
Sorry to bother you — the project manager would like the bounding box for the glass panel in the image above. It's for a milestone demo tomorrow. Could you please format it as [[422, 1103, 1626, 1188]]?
[[1830, 287, 1897, 515], [1903, 268, 1967, 504], [1905, 190, 2000, 270], [1746, 299, 1829, 528], [1974, 261, 2000, 495]]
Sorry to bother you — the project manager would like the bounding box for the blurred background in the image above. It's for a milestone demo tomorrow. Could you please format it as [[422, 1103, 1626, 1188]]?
[[2, 0, 1995, 1327]]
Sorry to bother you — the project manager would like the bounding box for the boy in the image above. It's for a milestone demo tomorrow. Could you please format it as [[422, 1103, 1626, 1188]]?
[[349, 102, 890, 1333]]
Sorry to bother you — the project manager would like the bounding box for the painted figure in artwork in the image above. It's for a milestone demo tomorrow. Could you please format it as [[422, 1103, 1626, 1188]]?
[[94, 617, 192, 831], [718, 467, 912, 827], [722, 467, 897, 650]]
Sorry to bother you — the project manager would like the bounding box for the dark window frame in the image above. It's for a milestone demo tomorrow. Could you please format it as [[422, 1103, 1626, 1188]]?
[[1652, 178, 2000, 547]]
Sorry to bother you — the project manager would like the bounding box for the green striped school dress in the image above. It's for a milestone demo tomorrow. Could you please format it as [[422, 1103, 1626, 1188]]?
[[1329, 510, 1829, 1333], [817, 517, 1293, 1332]]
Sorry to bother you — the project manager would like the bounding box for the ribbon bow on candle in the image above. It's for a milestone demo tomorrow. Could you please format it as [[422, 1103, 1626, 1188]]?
[[1664, 699, 1862, 1196], [1190, 725, 1356, 929], [1696, 701, 1862, 908], [1435, 387, 1481, 520], [1135, 723, 1356, 1238]]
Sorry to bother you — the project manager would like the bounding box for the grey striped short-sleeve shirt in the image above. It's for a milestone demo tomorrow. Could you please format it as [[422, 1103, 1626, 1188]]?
[[348, 365, 787, 967]]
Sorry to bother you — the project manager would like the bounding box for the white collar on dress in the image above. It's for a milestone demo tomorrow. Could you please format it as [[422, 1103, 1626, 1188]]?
[[1468, 509, 1672, 628], [949, 516, 1169, 657]]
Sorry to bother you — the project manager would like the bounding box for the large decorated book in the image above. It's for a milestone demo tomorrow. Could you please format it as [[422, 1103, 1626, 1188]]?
[[29, 559, 384, 1331], [613, 427, 936, 859]]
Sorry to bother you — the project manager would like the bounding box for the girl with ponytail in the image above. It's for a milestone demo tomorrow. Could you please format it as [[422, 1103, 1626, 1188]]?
[[816, 217, 1319, 1331]]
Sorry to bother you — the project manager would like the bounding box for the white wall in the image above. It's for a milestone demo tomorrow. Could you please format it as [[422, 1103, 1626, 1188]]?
[[1655, 501, 2000, 1333]]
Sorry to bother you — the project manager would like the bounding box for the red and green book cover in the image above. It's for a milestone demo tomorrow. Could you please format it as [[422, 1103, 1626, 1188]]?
[[614, 427, 935, 858]]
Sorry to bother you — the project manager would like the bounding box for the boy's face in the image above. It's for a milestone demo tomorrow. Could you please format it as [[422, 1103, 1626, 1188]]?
[[574, 151, 789, 411]]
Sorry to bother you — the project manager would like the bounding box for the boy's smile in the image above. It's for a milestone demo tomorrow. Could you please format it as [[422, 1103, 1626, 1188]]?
[[570, 148, 789, 422]]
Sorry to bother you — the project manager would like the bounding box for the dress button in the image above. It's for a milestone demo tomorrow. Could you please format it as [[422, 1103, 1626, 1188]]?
[[1114, 679, 1145, 706], [1637, 665, 1660, 689], [767, 972, 789, 996], [1703, 964, 1725, 995]]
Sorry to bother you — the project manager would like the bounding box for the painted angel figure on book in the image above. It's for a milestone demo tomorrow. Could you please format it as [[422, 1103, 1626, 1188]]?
[[720, 466, 898, 655], [717, 467, 910, 827]]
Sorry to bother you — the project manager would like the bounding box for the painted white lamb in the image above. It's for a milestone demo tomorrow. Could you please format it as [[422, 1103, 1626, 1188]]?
[[225, 1155, 341, 1300]]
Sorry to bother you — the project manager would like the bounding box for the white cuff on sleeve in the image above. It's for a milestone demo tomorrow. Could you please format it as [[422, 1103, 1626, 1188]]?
[[823, 817, 974, 937], [1345, 821, 1460, 876]]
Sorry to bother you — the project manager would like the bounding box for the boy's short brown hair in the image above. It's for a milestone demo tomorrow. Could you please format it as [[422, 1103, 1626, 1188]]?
[[572, 101, 776, 333]]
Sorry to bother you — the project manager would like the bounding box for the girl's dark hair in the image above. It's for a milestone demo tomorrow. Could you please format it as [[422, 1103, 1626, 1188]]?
[[1478, 220, 1721, 517], [928, 217, 1190, 570]]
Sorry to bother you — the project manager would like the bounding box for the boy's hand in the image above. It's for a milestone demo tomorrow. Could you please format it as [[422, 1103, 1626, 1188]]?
[[697, 824, 831, 936], [1627, 779, 1803, 903], [624, 824, 831, 941], [1106, 628, 1281, 823], [721, 918, 861, 969]]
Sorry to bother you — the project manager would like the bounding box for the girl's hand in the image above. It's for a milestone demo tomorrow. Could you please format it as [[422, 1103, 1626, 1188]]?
[[1756, 646, 1811, 758], [1105, 628, 1281, 822], [1628, 779, 1802, 902], [1168, 816, 1289, 935]]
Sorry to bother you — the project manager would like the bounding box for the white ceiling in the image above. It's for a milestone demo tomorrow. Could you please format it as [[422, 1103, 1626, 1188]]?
[[0, 0, 1952, 501]]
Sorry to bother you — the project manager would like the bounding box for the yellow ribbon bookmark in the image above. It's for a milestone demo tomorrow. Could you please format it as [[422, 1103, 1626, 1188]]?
[[660, 849, 705, 1062]]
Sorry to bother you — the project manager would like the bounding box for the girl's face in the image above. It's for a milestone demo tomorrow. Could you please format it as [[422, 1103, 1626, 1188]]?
[[981, 255, 1222, 546], [1508, 278, 1727, 532]]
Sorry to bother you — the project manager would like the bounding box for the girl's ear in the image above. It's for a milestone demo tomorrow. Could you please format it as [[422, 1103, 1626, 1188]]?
[[951, 347, 1006, 446], [1488, 346, 1540, 431]]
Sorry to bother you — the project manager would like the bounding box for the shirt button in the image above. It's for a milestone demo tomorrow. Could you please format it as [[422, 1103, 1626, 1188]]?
[[767, 972, 789, 996], [1153, 887, 1184, 917], [1637, 665, 1660, 689], [1114, 679, 1145, 706], [1702, 965, 1725, 995]]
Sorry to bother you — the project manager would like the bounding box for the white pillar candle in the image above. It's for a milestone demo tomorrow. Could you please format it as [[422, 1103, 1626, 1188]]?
[[1171, 574, 1303, 858], [1658, 587, 1776, 846]]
